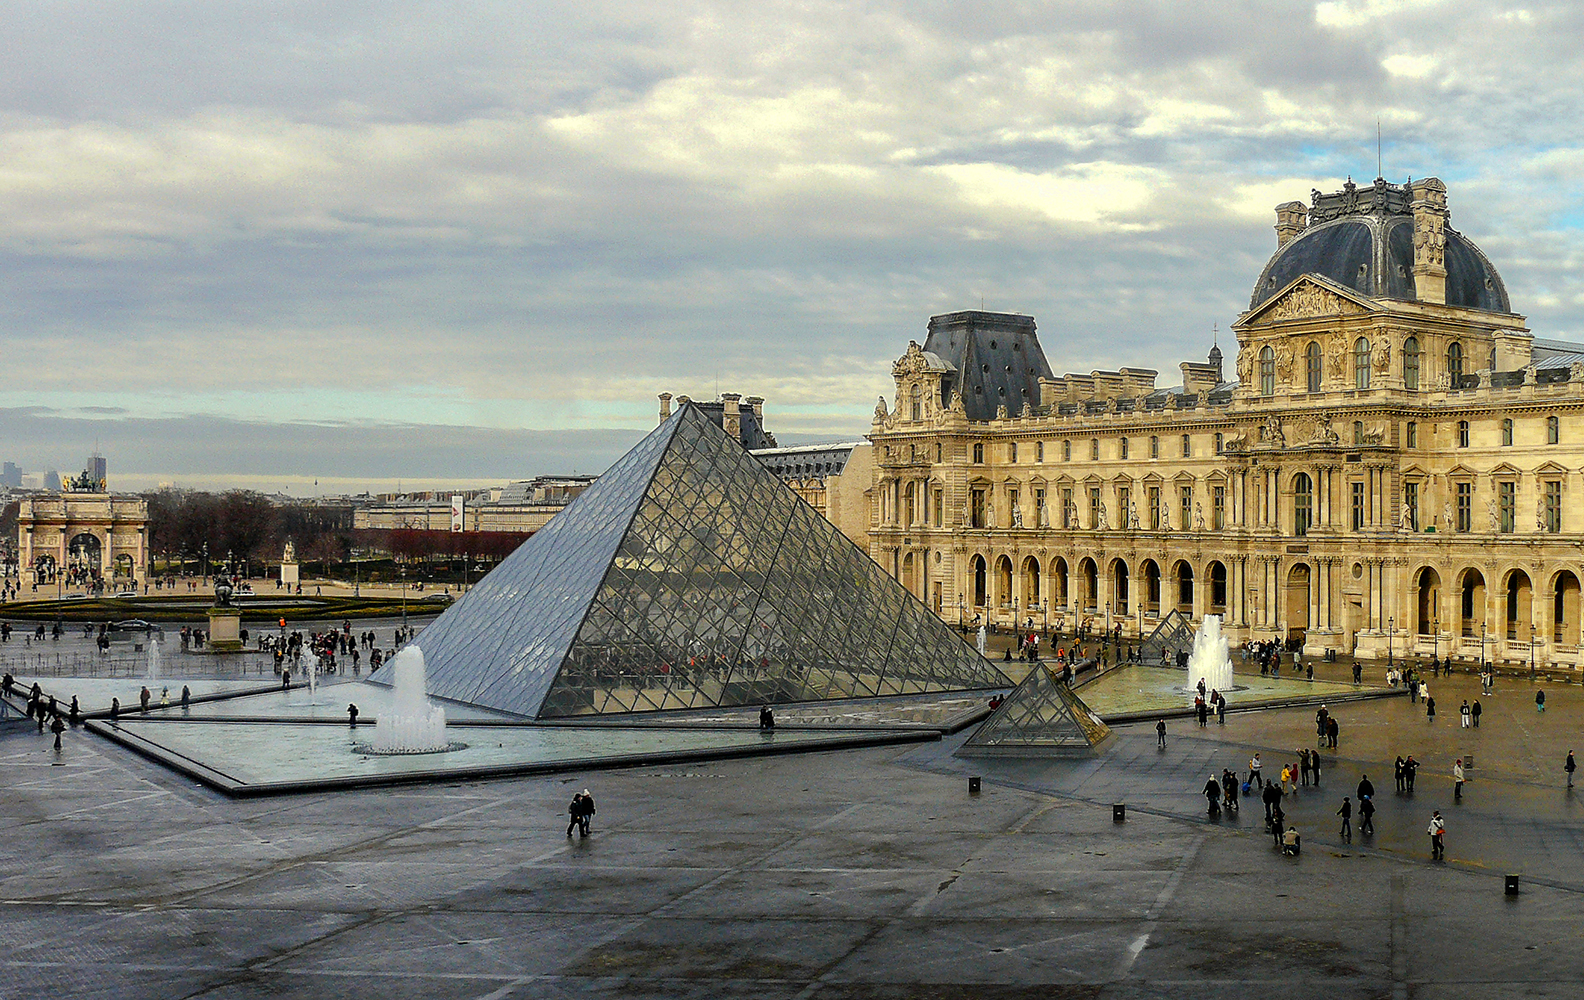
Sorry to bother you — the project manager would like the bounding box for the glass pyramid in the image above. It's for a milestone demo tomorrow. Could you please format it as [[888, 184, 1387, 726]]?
[[1140, 609, 1195, 664], [389, 404, 1010, 719], [957, 665, 1113, 757]]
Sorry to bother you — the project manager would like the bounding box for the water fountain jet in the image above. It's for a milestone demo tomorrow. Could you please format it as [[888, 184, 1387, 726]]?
[[368, 646, 454, 754], [1185, 614, 1235, 699]]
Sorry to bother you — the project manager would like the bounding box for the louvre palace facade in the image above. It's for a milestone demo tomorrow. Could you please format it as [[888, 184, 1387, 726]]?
[[868, 175, 1584, 670]]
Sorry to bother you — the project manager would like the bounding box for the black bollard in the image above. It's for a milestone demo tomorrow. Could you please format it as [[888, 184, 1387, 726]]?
[[1113, 803, 1126, 823], [968, 776, 981, 795], [1506, 875, 1520, 895]]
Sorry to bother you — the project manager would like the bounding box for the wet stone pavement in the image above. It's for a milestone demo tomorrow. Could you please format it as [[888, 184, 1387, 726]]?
[[3, 666, 1584, 997]]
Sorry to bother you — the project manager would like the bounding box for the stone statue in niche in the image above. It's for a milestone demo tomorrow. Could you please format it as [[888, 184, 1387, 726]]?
[[1096, 502, 1109, 531], [1194, 502, 1205, 531], [1011, 502, 1024, 529], [1487, 496, 1499, 533]]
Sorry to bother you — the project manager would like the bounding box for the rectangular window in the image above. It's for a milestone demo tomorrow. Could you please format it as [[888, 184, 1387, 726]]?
[[1351, 481, 1365, 530], [1118, 486, 1130, 528], [1089, 487, 1101, 529], [1404, 481, 1419, 532], [1061, 488, 1074, 529], [1548, 416, 1560, 445], [1180, 487, 1193, 530], [971, 488, 986, 528], [1090, 439, 1100, 461], [1037, 441, 1045, 462], [1148, 486, 1161, 531], [973, 443, 984, 463], [1407, 422, 1417, 448], [1546, 480, 1562, 533], [1063, 440, 1071, 461], [1181, 434, 1191, 458], [1212, 485, 1225, 529], [1120, 437, 1129, 459], [1009, 443, 1018, 463], [1008, 488, 1020, 525], [1457, 421, 1469, 448], [1456, 482, 1472, 533], [1499, 481, 1516, 533], [933, 490, 944, 527], [1150, 436, 1160, 459], [1033, 488, 1046, 527], [1215, 432, 1224, 455]]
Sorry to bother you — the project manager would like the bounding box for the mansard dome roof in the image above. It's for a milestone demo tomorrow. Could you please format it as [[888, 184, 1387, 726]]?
[[1250, 177, 1510, 314]]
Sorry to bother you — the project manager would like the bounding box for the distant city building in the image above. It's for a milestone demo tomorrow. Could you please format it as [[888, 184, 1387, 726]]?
[[352, 475, 599, 533], [1, 462, 20, 488], [43, 470, 61, 491], [87, 454, 107, 484]]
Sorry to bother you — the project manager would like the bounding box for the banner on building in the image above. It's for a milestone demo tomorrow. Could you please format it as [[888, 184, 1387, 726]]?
[[451, 495, 465, 532]]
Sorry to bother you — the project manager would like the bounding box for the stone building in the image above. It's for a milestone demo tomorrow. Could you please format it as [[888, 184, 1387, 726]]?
[[869, 175, 1584, 671], [17, 491, 149, 588]]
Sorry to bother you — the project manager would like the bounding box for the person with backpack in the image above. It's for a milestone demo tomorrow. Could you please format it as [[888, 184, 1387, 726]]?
[[1428, 811, 1445, 860]]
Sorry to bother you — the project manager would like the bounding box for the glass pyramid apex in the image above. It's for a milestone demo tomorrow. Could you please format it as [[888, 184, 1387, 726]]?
[[1140, 609, 1195, 664], [957, 665, 1113, 757], [380, 403, 1010, 719]]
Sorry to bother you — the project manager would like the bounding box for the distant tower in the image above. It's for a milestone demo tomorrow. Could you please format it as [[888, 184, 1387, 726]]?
[[44, 470, 61, 491], [87, 454, 107, 489]]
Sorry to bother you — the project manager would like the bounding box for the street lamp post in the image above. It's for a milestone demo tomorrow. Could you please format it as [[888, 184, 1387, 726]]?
[[1480, 621, 1487, 671], [400, 565, 408, 629], [1531, 614, 1537, 679], [1432, 616, 1439, 666], [1387, 616, 1394, 668]]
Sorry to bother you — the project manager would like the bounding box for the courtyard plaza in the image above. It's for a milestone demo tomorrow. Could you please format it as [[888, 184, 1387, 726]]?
[[3, 658, 1583, 996]]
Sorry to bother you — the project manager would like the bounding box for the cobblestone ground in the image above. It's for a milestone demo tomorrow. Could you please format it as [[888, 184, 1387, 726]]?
[[2, 666, 1582, 998]]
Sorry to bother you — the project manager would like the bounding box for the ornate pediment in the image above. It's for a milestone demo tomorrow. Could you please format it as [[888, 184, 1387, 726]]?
[[1242, 275, 1377, 325], [891, 340, 951, 378]]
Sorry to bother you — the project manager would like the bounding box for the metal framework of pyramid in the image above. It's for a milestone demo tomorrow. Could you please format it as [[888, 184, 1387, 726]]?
[[1140, 609, 1195, 664], [956, 664, 1113, 757], [383, 404, 1010, 718]]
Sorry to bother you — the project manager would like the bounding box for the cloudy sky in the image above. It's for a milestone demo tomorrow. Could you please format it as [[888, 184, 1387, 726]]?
[[5, 0, 1584, 492]]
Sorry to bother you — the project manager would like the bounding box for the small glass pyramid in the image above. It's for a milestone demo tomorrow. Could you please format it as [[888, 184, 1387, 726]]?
[[957, 665, 1113, 757], [390, 404, 1010, 718], [1140, 609, 1195, 664]]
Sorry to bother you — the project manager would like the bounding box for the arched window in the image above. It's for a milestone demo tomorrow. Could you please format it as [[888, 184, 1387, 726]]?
[[1403, 336, 1420, 390], [1259, 345, 1276, 396], [1354, 337, 1372, 389], [909, 385, 922, 421], [1501, 418, 1513, 446], [1548, 415, 1559, 445], [1306, 341, 1322, 393], [1447, 341, 1463, 383], [1294, 473, 1313, 536]]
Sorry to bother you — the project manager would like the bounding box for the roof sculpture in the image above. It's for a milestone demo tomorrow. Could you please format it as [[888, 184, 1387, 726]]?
[[378, 404, 1009, 718]]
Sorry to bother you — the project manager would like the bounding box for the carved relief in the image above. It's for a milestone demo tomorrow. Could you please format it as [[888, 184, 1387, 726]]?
[[1373, 339, 1391, 373], [1267, 281, 1364, 321], [1275, 348, 1294, 386], [1327, 332, 1348, 379], [1236, 345, 1254, 385]]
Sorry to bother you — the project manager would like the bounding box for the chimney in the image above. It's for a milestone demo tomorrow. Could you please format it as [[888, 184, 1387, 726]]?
[[721, 393, 742, 442], [658, 392, 672, 422], [1274, 201, 1308, 248], [744, 395, 764, 420], [1410, 177, 1448, 305]]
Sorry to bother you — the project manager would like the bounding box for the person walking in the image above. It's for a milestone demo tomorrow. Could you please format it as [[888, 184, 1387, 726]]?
[[1471, 699, 1482, 728], [1326, 716, 1339, 749], [573, 789, 592, 836], [1454, 758, 1465, 801], [1311, 751, 1322, 786], [1426, 695, 1436, 722], [1460, 700, 1471, 728], [1357, 774, 1375, 802], [1568, 750, 1577, 789], [347, 703, 359, 728], [1536, 689, 1546, 713], [1428, 811, 1446, 860], [577, 789, 595, 836], [1203, 773, 1222, 816], [1249, 752, 1263, 789], [1404, 755, 1419, 793], [1156, 718, 1167, 748], [1359, 794, 1375, 836], [50, 713, 65, 752], [1299, 749, 1311, 787], [1337, 796, 1352, 843]]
